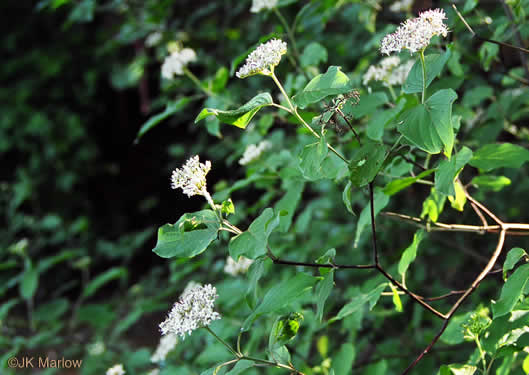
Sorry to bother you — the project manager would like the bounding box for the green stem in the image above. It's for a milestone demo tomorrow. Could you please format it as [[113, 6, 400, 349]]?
[[419, 49, 427, 104], [269, 71, 349, 164], [240, 355, 295, 372], [184, 67, 214, 97], [474, 335, 487, 375], [205, 326, 240, 358], [272, 7, 308, 80], [387, 84, 397, 102], [423, 153, 431, 169]]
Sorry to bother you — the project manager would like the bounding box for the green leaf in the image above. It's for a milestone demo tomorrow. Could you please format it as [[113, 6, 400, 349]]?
[[383, 169, 435, 196], [316, 270, 334, 322], [82, 267, 127, 299], [153, 210, 220, 258], [274, 180, 305, 232], [347, 91, 388, 119], [298, 136, 328, 181], [503, 248, 527, 280], [398, 230, 425, 276], [448, 180, 467, 211], [330, 283, 386, 323], [135, 98, 191, 142], [523, 354, 529, 374], [348, 141, 387, 187], [438, 364, 477, 375], [225, 360, 254, 375], [493, 264, 529, 319], [389, 283, 403, 312], [469, 143, 529, 171], [440, 312, 472, 344], [292, 66, 355, 109], [332, 343, 355, 375], [211, 67, 229, 93], [462, 85, 493, 108], [342, 181, 355, 215], [397, 89, 458, 157], [403, 49, 452, 94], [470, 175, 511, 192], [20, 263, 39, 300], [435, 146, 473, 196], [221, 199, 235, 216], [366, 98, 406, 141], [300, 42, 328, 67], [269, 312, 304, 350], [195, 93, 273, 128], [354, 188, 389, 247], [421, 188, 446, 222], [246, 258, 265, 310], [229, 208, 281, 260], [242, 273, 316, 330]]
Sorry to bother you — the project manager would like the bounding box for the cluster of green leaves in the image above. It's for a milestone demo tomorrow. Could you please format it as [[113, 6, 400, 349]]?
[[3, 0, 529, 375]]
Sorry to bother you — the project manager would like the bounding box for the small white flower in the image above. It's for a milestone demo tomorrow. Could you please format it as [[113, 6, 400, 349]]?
[[380, 8, 449, 55], [145, 31, 163, 47], [236, 39, 287, 78], [151, 333, 178, 363], [389, 0, 413, 13], [161, 47, 197, 79], [146, 370, 160, 375], [159, 284, 221, 339], [363, 56, 414, 87], [239, 140, 272, 165], [106, 364, 125, 375], [250, 0, 278, 13], [171, 156, 211, 198], [87, 341, 105, 356], [182, 281, 201, 297], [224, 256, 254, 276]]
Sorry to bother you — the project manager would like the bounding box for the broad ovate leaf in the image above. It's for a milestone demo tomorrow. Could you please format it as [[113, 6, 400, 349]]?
[[195, 92, 273, 128], [153, 210, 220, 258], [397, 89, 457, 157], [292, 66, 355, 109]]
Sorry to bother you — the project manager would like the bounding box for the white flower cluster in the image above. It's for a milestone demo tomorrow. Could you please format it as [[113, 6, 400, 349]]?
[[363, 56, 415, 87], [380, 8, 449, 55], [159, 284, 221, 339], [161, 47, 197, 79], [250, 0, 278, 13], [106, 364, 125, 375], [389, 0, 413, 13], [224, 256, 254, 276], [236, 39, 287, 78], [151, 333, 178, 363], [239, 140, 272, 165], [145, 31, 162, 47], [87, 341, 105, 356], [171, 156, 211, 197]]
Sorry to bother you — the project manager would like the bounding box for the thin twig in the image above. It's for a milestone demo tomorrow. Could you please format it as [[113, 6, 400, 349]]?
[[500, 0, 529, 79], [452, 4, 529, 54]]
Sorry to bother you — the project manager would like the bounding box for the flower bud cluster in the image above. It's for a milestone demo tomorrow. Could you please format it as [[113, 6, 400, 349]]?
[[380, 8, 448, 55], [171, 156, 211, 197], [239, 140, 272, 165], [224, 256, 254, 276], [363, 56, 415, 87], [389, 0, 413, 13], [161, 47, 197, 79], [106, 364, 125, 375], [159, 284, 221, 339], [236, 39, 287, 78], [151, 333, 178, 363], [251, 0, 278, 13]]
